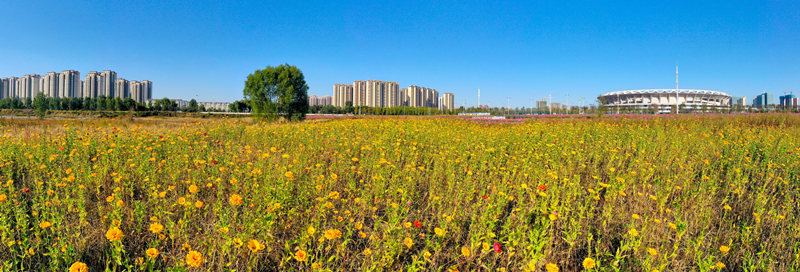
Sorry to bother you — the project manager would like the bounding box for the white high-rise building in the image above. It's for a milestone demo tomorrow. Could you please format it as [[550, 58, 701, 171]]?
[[97, 70, 116, 97], [41, 72, 59, 97], [58, 70, 81, 98], [365, 80, 399, 108], [333, 83, 353, 107], [442, 92, 455, 110], [115, 78, 129, 99], [2, 77, 17, 99], [353, 80, 367, 106], [83, 71, 99, 98], [18, 74, 41, 99], [141, 80, 152, 101]]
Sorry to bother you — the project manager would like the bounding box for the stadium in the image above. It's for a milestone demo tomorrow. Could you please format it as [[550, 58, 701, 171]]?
[[598, 89, 732, 113]]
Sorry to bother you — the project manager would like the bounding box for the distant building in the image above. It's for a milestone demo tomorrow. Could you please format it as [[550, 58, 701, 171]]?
[[353, 80, 367, 106], [41, 72, 59, 98], [442, 92, 455, 110], [536, 100, 547, 110], [598, 89, 732, 113], [19, 74, 41, 99], [2, 77, 17, 99], [779, 93, 797, 109], [1, 70, 151, 100], [730, 96, 746, 107], [752, 92, 774, 109], [197, 101, 230, 111], [309, 95, 333, 106], [333, 83, 353, 107], [58, 70, 81, 98], [115, 78, 130, 99], [83, 71, 99, 98]]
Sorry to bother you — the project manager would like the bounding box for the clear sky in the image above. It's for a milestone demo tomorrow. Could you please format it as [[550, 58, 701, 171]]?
[[1, 1, 798, 107]]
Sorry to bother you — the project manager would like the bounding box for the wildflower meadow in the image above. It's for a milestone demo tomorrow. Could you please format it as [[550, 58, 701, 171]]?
[[0, 114, 798, 271]]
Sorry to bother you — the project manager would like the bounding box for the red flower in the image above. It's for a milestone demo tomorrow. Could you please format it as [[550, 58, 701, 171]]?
[[22, 188, 30, 193], [413, 221, 422, 228], [538, 184, 547, 191], [212, 160, 218, 164], [481, 195, 488, 200], [493, 242, 502, 253]]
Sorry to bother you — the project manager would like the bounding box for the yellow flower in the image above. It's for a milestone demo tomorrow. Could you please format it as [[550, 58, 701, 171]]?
[[69, 262, 88, 272], [189, 184, 199, 193], [294, 250, 308, 262], [582, 257, 596, 269], [194, 200, 204, 208], [312, 262, 321, 268], [186, 251, 203, 267], [668, 223, 677, 230], [460, 246, 471, 257], [404, 237, 414, 249], [719, 245, 730, 253], [548, 214, 557, 221], [363, 248, 372, 255], [229, 194, 243, 206], [628, 228, 639, 237], [178, 197, 186, 205], [218, 227, 229, 234], [149, 222, 164, 234], [247, 239, 265, 253], [647, 247, 658, 256], [146, 248, 159, 259], [631, 214, 641, 220], [724, 205, 732, 211], [434, 227, 446, 237], [328, 191, 340, 199], [715, 262, 726, 268], [0, 194, 6, 202], [39, 221, 52, 229], [324, 229, 342, 240], [285, 171, 295, 179], [106, 227, 123, 242], [546, 262, 559, 272], [355, 222, 363, 230], [307, 226, 316, 235]]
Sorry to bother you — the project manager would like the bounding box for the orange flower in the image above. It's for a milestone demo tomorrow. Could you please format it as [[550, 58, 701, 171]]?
[[149, 222, 164, 234], [294, 250, 308, 262], [229, 194, 243, 206], [194, 200, 204, 208], [247, 239, 265, 253], [69, 262, 88, 272], [39, 221, 52, 229], [189, 184, 199, 193], [106, 227, 123, 242], [324, 229, 342, 240], [186, 251, 203, 267], [146, 248, 159, 259]]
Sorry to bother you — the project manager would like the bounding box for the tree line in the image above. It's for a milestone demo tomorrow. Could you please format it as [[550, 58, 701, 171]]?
[[0, 93, 223, 117]]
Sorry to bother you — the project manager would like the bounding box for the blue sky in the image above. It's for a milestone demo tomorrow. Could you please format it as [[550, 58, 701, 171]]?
[[1, 1, 798, 107]]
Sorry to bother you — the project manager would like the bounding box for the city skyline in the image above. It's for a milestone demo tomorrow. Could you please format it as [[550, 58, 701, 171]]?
[[0, 1, 798, 107], [1, 69, 152, 103]]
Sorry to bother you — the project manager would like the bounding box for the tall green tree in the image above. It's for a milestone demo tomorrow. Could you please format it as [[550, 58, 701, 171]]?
[[243, 64, 309, 121], [33, 92, 48, 118]]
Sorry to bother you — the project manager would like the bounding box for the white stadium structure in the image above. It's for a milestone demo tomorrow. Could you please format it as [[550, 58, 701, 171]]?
[[598, 89, 732, 113]]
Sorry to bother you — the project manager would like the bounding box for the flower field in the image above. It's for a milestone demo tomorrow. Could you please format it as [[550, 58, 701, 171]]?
[[0, 114, 799, 271]]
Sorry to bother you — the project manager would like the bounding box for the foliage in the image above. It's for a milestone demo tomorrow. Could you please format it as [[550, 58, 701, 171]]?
[[0, 114, 799, 271], [243, 64, 309, 121]]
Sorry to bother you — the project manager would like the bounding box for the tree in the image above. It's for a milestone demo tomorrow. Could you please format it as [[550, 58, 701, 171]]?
[[188, 99, 198, 112], [243, 64, 309, 121], [33, 92, 48, 118]]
